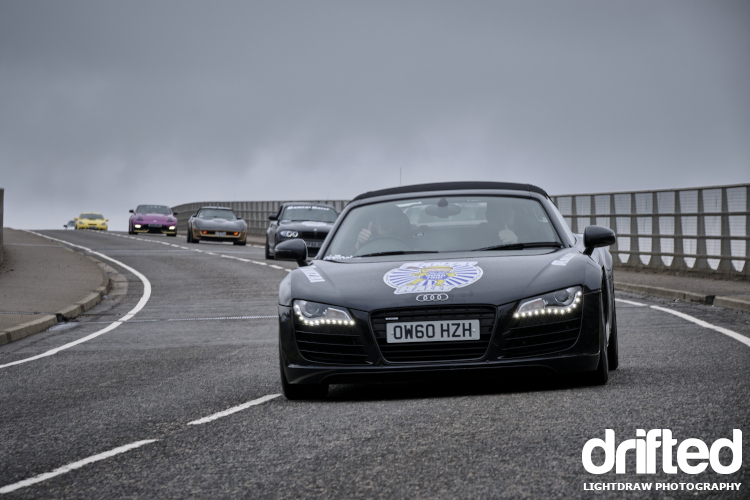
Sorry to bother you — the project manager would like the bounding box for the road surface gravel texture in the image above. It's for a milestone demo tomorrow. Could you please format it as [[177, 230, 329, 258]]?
[[0, 230, 748, 499]]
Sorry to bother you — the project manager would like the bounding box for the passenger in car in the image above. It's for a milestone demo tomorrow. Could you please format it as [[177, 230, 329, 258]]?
[[356, 206, 413, 251]]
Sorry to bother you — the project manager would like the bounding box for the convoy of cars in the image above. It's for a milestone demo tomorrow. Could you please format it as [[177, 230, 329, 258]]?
[[273, 182, 617, 399], [129, 205, 178, 236], [265, 202, 338, 259], [65, 185, 618, 401]]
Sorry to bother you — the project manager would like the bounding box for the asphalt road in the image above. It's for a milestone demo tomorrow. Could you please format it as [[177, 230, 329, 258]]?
[[1, 230, 748, 499]]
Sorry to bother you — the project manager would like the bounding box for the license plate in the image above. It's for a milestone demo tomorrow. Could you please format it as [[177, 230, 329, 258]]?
[[305, 241, 322, 248], [386, 320, 480, 343], [149, 224, 162, 228], [215, 231, 226, 237]]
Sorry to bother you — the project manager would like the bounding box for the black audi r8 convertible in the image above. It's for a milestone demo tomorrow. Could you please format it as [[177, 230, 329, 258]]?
[[265, 202, 338, 259], [274, 182, 617, 399]]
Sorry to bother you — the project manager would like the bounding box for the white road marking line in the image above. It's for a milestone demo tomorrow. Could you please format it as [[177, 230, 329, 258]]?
[[187, 394, 281, 426], [171, 244, 181, 248], [1, 232, 152, 369], [269, 265, 284, 270], [179, 246, 189, 250], [253, 261, 267, 266], [0, 439, 158, 494], [650, 305, 750, 349], [193, 249, 203, 252], [220, 255, 251, 263], [285, 269, 292, 273], [615, 298, 647, 306], [205, 252, 216, 255]]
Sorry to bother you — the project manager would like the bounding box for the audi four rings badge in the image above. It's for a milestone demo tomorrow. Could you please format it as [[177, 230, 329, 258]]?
[[416, 293, 449, 302]]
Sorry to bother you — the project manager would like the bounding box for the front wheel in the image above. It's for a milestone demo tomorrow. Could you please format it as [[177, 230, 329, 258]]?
[[584, 294, 609, 385], [265, 238, 273, 259], [607, 305, 619, 370], [280, 357, 328, 400]]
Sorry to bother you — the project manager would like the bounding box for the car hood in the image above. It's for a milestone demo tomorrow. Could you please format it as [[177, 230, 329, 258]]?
[[283, 249, 600, 311], [136, 213, 174, 221], [278, 221, 334, 232], [194, 218, 246, 229]]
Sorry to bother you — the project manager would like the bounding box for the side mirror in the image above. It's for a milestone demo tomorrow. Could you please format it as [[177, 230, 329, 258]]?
[[129, 209, 134, 213], [172, 212, 178, 216], [268, 214, 278, 221], [583, 226, 616, 256], [274, 239, 309, 267], [74, 218, 78, 221], [63, 225, 67, 228], [105, 219, 109, 222]]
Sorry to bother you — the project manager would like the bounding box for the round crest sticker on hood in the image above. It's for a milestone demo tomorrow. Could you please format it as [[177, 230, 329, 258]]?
[[384, 261, 483, 294]]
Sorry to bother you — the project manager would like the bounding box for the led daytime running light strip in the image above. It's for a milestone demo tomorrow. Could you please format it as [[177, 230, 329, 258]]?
[[294, 304, 355, 326], [513, 291, 582, 319]]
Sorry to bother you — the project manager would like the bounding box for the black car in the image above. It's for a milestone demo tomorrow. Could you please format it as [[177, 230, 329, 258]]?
[[265, 203, 338, 259], [274, 182, 618, 400]]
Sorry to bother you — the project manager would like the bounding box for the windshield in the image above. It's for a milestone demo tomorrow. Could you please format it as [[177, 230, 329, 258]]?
[[197, 209, 237, 220], [137, 205, 171, 215], [281, 205, 337, 223], [323, 196, 561, 259], [80, 213, 104, 220]]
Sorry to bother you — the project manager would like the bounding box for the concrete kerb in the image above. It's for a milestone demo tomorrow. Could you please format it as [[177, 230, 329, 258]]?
[[616, 282, 750, 313], [0, 255, 111, 346]]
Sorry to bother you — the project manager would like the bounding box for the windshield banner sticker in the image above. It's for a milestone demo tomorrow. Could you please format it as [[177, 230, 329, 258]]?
[[301, 221, 328, 227], [384, 262, 483, 294]]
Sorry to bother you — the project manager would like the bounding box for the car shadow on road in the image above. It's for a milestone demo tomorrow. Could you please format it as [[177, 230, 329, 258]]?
[[325, 369, 606, 402]]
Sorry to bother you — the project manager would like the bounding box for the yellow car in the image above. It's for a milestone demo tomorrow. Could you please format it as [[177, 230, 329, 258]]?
[[75, 212, 108, 231]]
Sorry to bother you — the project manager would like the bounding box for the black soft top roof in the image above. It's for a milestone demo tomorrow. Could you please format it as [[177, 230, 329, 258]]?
[[199, 206, 234, 211], [351, 182, 549, 201], [282, 202, 336, 208]]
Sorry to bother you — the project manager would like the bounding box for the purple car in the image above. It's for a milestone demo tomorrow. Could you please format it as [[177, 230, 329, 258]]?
[[129, 204, 178, 236]]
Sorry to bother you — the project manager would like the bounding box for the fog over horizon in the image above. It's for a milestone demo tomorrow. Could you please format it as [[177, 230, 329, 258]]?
[[1, 0, 748, 231]]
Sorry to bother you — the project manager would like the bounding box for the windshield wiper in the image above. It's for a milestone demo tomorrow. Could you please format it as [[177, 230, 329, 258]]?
[[471, 242, 562, 252], [357, 250, 439, 258]]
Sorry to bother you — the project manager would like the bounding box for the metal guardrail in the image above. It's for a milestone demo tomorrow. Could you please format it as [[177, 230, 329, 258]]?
[[551, 183, 749, 277], [172, 183, 749, 277], [170, 200, 349, 237]]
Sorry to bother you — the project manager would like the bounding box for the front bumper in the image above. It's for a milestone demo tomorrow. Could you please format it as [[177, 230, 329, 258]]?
[[193, 228, 247, 242], [134, 223, 176, 235], [279, 290, 603, 385]]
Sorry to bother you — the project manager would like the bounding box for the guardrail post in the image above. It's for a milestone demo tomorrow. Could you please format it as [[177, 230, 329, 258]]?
[[651, 191, 662, 270], [695, 189, 709, 272], [719, 187, 733, 274]]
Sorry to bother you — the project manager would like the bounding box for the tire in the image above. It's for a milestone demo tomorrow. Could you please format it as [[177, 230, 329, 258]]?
[[233, 239, 247, 246], [186, 228, 192, 243], [265, 238, 273, 259], [607, 304, 619, 370], [128, 225, 135, 235], [585, 293, 609, 386], [280, 356, 328, 400]]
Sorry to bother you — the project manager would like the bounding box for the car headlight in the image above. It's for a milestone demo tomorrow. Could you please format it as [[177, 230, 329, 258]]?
[[134, 224, 142, 228], [293, 300, 355, 326], [280, 230, 299, 238], [514, 286, 582, 319], [169, 226, 176, 230]]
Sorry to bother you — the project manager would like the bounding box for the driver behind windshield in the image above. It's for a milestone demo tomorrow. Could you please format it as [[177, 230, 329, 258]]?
[[483, 199, 519, 245]]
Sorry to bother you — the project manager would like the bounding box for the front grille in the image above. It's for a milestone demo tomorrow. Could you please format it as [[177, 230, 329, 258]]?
[[371, 305, 496, 363], [294, 324, 369, 365], [300, 231, 327, 240], [498, 313, 582, 358]]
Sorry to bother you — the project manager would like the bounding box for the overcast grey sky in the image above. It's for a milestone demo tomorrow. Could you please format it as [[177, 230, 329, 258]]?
[[1, 0, 748, 230]]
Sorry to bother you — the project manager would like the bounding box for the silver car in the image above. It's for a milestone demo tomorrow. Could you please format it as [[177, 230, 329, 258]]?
[[187, 207, 248, 245]]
